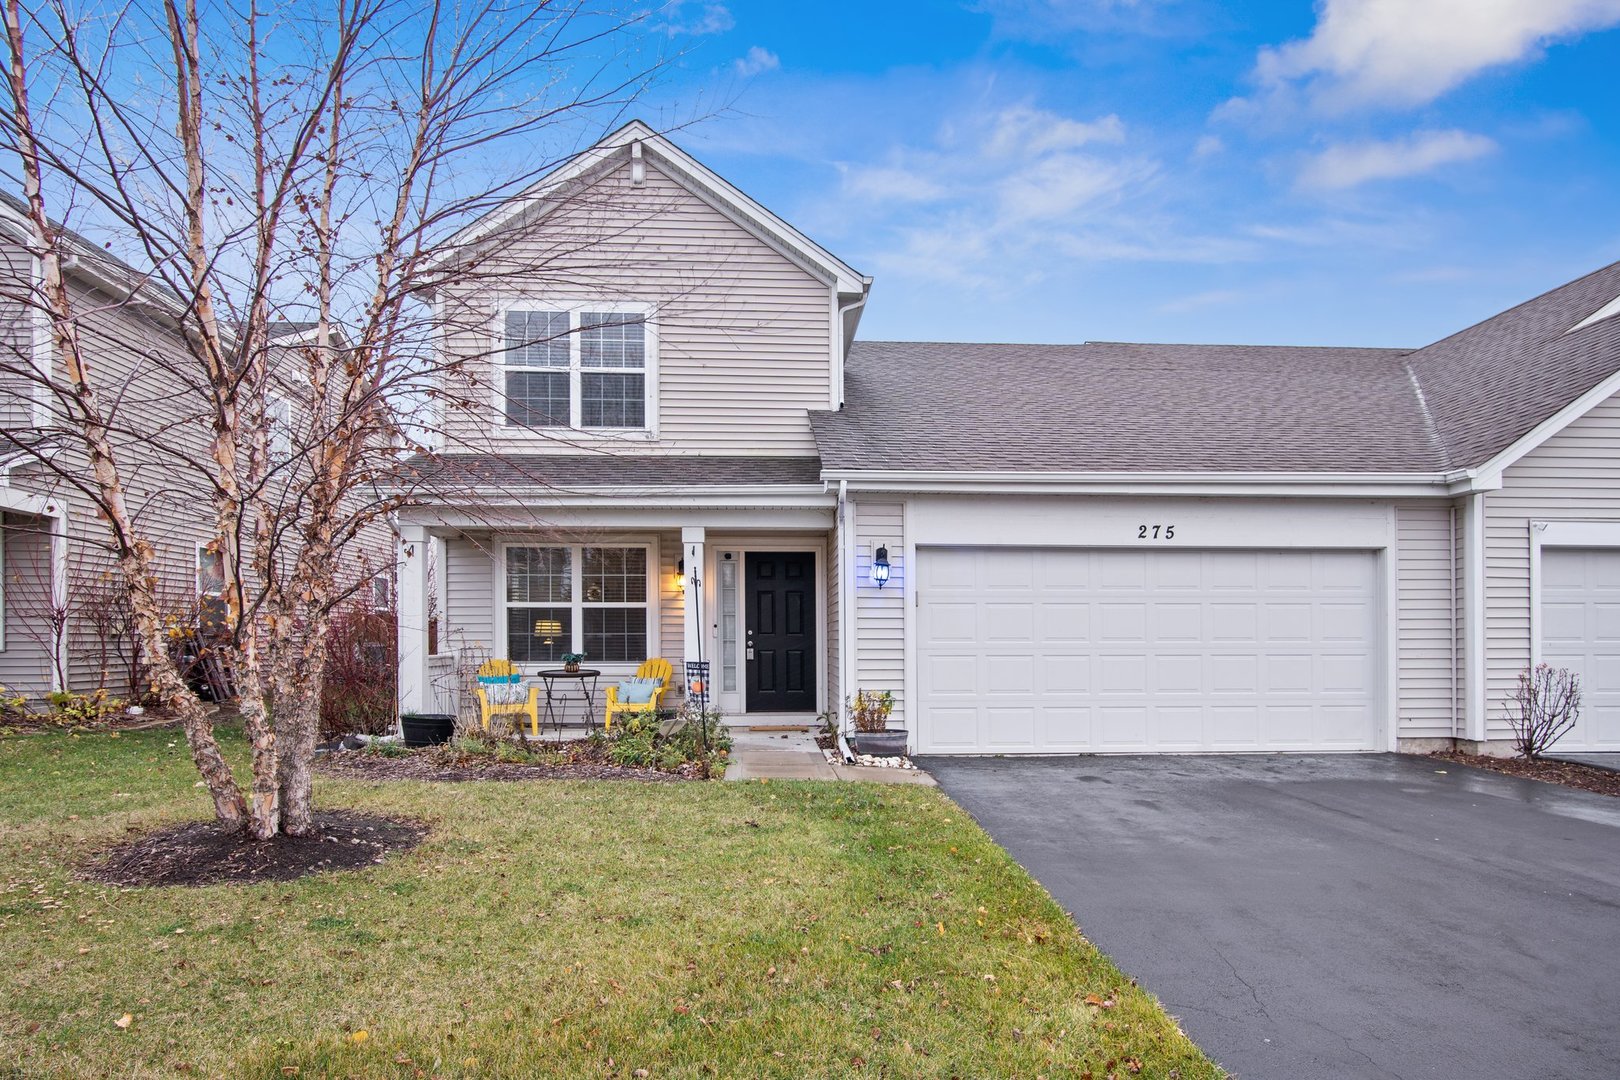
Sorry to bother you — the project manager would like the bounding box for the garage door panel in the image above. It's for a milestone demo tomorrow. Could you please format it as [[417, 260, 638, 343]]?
[[1095, 552, 1147, 589], [917, 546, 1381, 754], [1538, 549, 1620, 751], [1154, 654, 1202, 694], [1042, 655, 1091, 693], [1037, 602, 1090, 642], [1038, 706, 1093, 750], [1264, 603, 1313, 642], [1098, 603, 1147, 642], [985, 655, 1035, 693], [984, 603, 1035, 642]]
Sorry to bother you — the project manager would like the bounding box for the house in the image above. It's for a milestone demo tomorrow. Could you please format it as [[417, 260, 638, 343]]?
[[396, 119, 1620, 756], [0, 201, 396, 704]]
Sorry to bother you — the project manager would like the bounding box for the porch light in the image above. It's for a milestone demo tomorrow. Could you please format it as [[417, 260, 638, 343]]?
[[872, 544, 891, 588], [675, 558, 687, 592], [533, 619, 562, 646]]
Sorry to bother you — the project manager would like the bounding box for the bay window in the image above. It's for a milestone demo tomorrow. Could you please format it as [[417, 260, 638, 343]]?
[[504, 544, 650, 665], [501, 307, 649, 431]]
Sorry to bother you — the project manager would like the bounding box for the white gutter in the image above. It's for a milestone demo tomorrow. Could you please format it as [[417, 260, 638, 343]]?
[[823, 469, 1492, 498]]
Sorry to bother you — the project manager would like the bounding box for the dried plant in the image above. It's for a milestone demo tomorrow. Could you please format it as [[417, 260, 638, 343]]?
[[1505, 663, 1582, 759]]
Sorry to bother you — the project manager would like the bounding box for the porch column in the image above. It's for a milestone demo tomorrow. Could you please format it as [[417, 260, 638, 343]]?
[[397, 523, 431, 716], [681, 526, 705, 693], [48, 509, 68, 693]]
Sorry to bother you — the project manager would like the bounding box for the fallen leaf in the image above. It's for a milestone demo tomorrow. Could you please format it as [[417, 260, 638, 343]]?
[[114, 1014, 133, 1029], [350, 1030, 368, 1043]]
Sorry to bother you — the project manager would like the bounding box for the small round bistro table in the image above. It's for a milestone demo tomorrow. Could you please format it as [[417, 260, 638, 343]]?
[[535, 668, 602, 736]]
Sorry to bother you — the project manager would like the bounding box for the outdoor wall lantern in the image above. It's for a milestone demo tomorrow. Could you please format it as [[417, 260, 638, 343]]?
[[533, 619, 562, 647], [675, 558, 687, 592], [872, 544, 891, 588]]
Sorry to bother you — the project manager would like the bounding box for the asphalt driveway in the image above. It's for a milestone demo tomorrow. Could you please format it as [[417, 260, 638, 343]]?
[[920, 753, 1620, 1079]]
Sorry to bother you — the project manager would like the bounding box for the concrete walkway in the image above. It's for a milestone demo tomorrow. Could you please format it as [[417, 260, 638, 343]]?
[[724, 726, 934, 785]]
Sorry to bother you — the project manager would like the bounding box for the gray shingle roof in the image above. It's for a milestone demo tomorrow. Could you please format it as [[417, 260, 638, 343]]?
[[403, 454, 823, 491], [1403, 259, 1620, 468], [813, 260, 1620, 475], [812, 341, 1439, 473]]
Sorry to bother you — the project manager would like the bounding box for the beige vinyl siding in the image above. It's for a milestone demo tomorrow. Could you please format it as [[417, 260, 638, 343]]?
[[442, 533, 497, 657], [439, 158, 834, 457], [1395, 501, 1458, 739], [0, 514, 56, 696], [0, 243, 39, 429], [657, 531, 684, 691], [1483, 390, 1620, 739], [852, 498, 905, 725], [1455, 506, 1467, 727]]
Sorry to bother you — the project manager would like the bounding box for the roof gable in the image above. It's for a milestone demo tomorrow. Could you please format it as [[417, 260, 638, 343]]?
[[426, 120, 868, 297]]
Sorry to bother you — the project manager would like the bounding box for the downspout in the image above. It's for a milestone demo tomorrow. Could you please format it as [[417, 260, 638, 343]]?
[[835, 478, 855, 763], [1449, 503, 1458, 741]]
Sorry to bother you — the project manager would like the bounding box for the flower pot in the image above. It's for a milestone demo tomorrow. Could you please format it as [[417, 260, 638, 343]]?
[[399, 712, 455, 748], [563, 662, 581, 674], [851, 729, 909, 757]]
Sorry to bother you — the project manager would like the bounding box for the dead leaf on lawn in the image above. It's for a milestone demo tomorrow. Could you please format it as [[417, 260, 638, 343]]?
[[114, 1014, 133, 1029]]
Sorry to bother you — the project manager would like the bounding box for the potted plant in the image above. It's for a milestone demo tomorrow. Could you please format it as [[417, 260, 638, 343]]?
[[848, 689, 906, 757], [561, 651, 586, 674]]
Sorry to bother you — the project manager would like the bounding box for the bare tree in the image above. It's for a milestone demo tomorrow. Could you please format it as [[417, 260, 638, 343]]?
[[1505, 663, 1582, 759], [0, 0, 674, 837]]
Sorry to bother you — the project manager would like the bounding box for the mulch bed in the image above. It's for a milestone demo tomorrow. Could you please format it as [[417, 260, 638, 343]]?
[[1430, 751, 1620, 798], [81, 809, 427, 888], [315, 745, 694, 783]]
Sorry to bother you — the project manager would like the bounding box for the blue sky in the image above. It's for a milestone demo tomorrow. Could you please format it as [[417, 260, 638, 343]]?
[[642, 0, 1620, 348]]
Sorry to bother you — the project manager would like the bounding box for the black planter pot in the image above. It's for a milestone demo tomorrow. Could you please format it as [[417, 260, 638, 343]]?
[[851, 729, 909, 757], [400, 712, 455, 748]]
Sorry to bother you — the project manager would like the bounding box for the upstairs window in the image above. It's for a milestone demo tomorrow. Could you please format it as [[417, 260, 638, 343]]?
[[501, 307, 648, 431]]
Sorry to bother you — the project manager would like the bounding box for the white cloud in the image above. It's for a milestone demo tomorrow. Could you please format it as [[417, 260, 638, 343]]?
[[1192, 134, 1225, 160], [1297, 129, 1497, 190], [839, 164, 947, 203], [732, 46, 780, 77], [662, 1, 734, 36], [1247, 0, 1620, 110], [983, 105, 1125, 158]]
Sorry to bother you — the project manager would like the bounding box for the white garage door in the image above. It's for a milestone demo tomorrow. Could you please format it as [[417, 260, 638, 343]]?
[[916, 547, 1381, 754], [1539, 548, 1620, 750]]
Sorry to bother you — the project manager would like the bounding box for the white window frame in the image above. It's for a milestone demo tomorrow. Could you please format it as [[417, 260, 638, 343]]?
[[494, 539, 659, 668], [266, 395, 293, 464], [492, 299, 659, 438], [196, 542, 225, 601]]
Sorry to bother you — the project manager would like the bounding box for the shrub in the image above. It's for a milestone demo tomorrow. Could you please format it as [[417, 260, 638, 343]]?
[[1505, 663, 1582, 759], [850, 689, 895, 733], [602, 702, 730, 775], [321, 603, 398, 737], [46, 689, 126, 726]]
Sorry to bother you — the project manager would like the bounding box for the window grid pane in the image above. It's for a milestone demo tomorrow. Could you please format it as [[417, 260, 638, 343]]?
[[506, 547, 571, 604], [584, 607, 646, 664], [583, 548, 647, 603], [508, 606, 571, 664], [505, 370, 569, 428], [580, 312, 645, 369], [581, 372, 644, 428], [504, 310, 569, 368]]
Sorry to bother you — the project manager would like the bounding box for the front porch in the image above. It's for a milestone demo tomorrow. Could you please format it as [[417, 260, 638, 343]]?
[[398, 506, 841, 734]]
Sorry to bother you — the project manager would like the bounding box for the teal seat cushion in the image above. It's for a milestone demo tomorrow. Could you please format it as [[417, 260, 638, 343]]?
[[615, 678, 659, 705], [477, 673, 521, 686]]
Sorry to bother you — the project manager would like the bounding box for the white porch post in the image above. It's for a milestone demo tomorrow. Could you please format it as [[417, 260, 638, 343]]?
[[49, 509, 68, 692], [397, 523, 431, 715], [681, 526, 705, 693]]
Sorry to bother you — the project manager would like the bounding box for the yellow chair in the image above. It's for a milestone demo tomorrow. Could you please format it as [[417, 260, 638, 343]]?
[[604, 658, 674, 730], [475, 658, 541, 737]]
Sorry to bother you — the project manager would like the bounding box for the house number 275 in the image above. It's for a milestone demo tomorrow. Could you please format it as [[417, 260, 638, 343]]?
[[1137, 525, 1176, 540]]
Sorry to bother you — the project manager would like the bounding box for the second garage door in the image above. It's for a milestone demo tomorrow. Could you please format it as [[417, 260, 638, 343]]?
[[916, 547, 1381, 754]]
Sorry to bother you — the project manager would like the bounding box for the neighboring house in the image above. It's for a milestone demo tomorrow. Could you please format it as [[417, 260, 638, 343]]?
[[397, 119, 1620, 756], [0, 201, 395, 703]]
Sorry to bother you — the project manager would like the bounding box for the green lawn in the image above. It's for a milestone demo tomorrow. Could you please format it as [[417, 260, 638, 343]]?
[[0, 727, 1220, 1078]]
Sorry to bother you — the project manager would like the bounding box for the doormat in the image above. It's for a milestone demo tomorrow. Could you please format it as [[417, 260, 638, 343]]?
[[745, 724, 812, 732]]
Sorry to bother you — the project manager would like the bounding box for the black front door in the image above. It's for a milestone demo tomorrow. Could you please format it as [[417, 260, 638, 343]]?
[[746, 551, 816, 713]]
